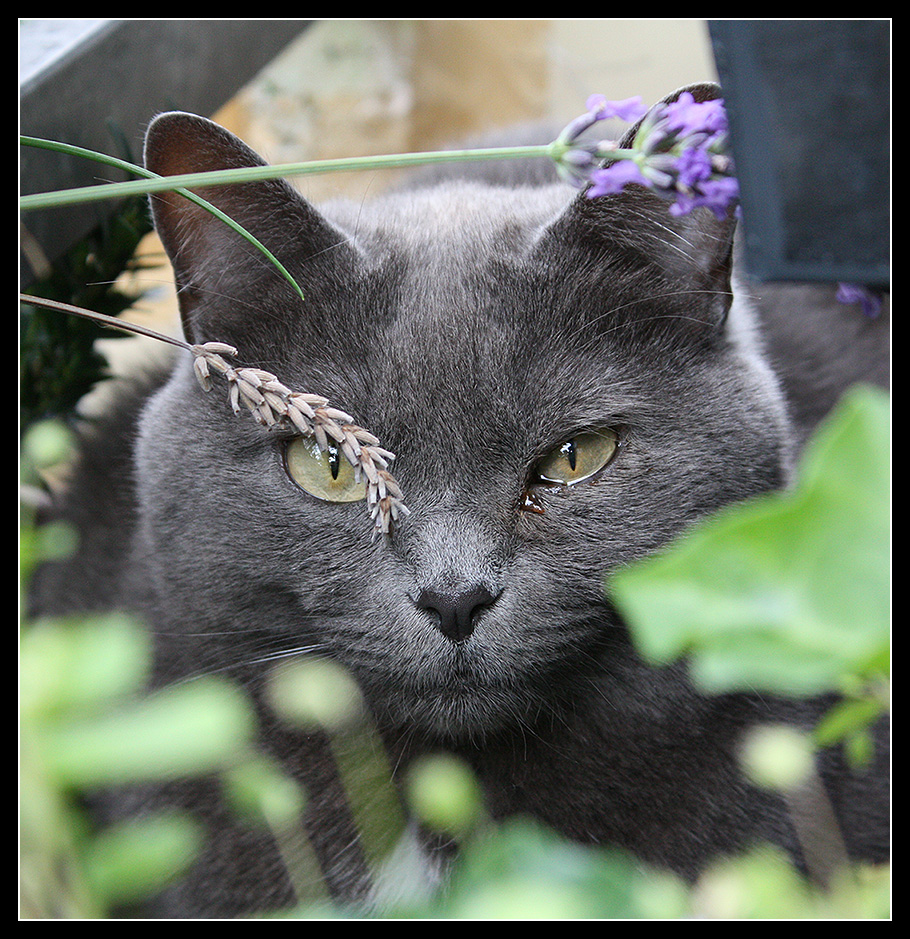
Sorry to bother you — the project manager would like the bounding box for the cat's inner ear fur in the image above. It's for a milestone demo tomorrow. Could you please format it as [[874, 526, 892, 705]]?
[[547, 82, 737, 331], [143, 111, 355, 345]]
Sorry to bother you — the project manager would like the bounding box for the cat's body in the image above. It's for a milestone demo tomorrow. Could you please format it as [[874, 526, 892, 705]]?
[[30, 85, 889, 916]]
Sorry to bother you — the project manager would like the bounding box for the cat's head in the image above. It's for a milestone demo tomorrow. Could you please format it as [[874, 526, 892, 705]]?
[[137, 85, 793, 738]]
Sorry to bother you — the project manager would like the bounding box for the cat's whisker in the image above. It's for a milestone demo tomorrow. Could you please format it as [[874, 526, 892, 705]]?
[[299, 235, 360, 263], [172, 279, 276, 319], [242, 645, 335, 668]]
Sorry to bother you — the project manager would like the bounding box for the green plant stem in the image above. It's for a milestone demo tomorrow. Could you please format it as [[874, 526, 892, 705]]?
[[20, 140, 559, 210], [20, 136, 304, 300]]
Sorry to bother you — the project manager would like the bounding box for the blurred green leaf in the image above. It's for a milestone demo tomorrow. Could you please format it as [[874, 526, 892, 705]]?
[[21, 419, 76, 474], [222, 756, 307, 829], [609, 385, 889, 697], [19, 521, 79, 588], [221, 756, 333, 909], [692, 847, 890, 919], [20, 613, 151, 720], [814, 695, 886, 748], [35, 676, 256, 788], [80, 812, 203, 908], [268, 657, 364, 732], [406, 753, 485, 837], [739, 724, 815, 791], [435, 818, 689, 919], [20, 734, 99, 918]]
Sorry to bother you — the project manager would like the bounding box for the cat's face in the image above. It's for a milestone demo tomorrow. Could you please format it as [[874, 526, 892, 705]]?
[[136, 109, 792, 739]]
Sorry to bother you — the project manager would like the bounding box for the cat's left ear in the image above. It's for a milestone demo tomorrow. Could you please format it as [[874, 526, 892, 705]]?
[[144, 111, 358, 347], [548, 82, 737, 330]]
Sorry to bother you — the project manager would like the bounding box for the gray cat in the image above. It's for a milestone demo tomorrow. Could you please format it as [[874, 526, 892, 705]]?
[[30, 83, 889, 916]]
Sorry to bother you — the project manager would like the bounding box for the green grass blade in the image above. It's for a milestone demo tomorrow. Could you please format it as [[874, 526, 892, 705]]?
[[20, 136, 304, 301], [20, 140, 557, 210]]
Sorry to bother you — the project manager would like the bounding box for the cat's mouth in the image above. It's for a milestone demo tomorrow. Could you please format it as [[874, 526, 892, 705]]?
[[309, 572, 624, 739], [351, 606, 616, 741]]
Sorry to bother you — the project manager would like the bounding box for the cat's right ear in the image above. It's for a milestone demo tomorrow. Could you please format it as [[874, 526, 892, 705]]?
[[543, 83, 738, 332], [144, 111, 356, 346]]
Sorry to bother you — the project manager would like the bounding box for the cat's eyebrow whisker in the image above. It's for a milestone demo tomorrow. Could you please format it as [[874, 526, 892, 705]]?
[[347, 172, 379, 245], [645, 225, 701, 263], [613, 207, 703, 264], [563, 287, 733, 353], [300, 235, 359, 263], [172, 279, 278, 323]]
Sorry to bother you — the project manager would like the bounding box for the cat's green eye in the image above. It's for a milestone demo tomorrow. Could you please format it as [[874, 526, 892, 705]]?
[[533, 429, 619, 486], [284, 436, 365, 503]]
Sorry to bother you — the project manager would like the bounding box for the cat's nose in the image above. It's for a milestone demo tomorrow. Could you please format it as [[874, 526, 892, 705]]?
[[415, 584, 500, 643]]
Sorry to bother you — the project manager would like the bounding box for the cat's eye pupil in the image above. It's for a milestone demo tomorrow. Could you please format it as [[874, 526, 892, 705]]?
[[529, 428, 619, 493], [328, 444, 341, 480], [284, 436, 365, 504]]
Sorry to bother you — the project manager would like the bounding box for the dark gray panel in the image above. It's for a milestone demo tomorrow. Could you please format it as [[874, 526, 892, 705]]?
[[20, 19, 311, 281], [709, 20, 889, 287]]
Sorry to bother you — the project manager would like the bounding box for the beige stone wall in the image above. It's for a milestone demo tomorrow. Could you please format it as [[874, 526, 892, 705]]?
[[216, 19, 717, 201]]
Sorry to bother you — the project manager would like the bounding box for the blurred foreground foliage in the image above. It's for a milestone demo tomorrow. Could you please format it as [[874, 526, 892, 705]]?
[[19, 386, 890, 919], [611, 384, 890, 765]]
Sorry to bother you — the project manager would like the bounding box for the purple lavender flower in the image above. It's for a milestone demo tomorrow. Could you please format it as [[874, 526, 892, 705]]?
[[553, 92, 885, 315], [664, 91, 728, 138], [585, 94, 648, 123], [552, 92, 740, 220], [586, 160, 649, 197], [674, 146, 713, 189], [670, 176, 740, 220], [836, 282, 884, 318]]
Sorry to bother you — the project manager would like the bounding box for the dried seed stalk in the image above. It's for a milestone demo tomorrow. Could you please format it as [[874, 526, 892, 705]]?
[[18, 295, 405, 537], [191, 342, 409, 536]]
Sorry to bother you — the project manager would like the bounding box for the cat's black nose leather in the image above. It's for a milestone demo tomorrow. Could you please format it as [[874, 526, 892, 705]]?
[[416, 585, 499, 643]]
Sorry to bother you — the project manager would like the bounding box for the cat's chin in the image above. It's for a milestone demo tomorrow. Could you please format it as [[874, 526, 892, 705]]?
[[360, 670, 540, 742], [372, 693, 528, 742]]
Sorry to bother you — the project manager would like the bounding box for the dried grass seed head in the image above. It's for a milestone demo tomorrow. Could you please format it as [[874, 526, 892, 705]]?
[[189, 342, 407, 536]]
